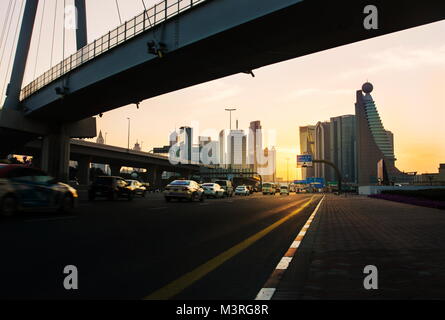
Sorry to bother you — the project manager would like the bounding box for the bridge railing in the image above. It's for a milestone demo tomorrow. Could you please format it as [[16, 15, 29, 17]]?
[[20, 0, 207, 101]]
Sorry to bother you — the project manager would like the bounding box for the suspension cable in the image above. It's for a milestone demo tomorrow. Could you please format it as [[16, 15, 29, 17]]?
[[33, 0, 46, 79], [0, 0, 24, 102], [0, 0, 13, 55], [0, 0, 17, 74], [50, 0, 58, 67], [115, 0, 123, 25]]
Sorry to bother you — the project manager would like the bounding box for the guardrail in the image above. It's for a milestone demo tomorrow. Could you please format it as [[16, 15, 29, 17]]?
[[20, 0, 207, 101]]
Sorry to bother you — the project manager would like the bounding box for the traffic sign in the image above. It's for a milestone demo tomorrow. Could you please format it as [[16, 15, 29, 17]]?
[[297, 154, 313, 168]]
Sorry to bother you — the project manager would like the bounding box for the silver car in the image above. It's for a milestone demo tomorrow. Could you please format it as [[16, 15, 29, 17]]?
[[0, 165, 78, 217], [202, 183, 225, 198], [164, 180, 205, 202]]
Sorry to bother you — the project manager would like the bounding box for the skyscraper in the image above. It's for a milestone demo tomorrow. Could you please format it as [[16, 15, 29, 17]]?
[[330, 115, 356, 183], [248, 121, 262, 172], [219, 130, 226, 168], [355, 82, 407, 185], [315, 121, 332, 182], [262, 147, 277, 182], [179, 126, 192, 162], [227, 130, 247, 169], [299, 125, 316, 180]]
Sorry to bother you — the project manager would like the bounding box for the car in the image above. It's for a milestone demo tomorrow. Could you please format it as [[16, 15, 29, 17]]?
[[262, 182, 276, 195], [0, 164, 78, 217], [126, 179, 147, 197], [214, 180, 234, 197], [201, 183, 225, 198], [164, 180, 205, 202], [88, 176, 134, 201], [280, 185, 290, 195], [235, 185, 250, 196]]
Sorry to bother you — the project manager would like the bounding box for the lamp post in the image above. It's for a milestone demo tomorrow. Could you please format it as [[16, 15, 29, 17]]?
[[286, 158, 290, 184], [225, 108, 236, 131], [127, 117, 130, 150]]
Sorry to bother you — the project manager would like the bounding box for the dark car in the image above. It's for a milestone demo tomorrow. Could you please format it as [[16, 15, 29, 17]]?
[[0, 164, 78, 217], [88, 176, 134, 201]]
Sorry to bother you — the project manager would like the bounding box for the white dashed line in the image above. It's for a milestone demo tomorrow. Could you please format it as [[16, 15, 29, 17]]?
[[255, 196, 325, 300]]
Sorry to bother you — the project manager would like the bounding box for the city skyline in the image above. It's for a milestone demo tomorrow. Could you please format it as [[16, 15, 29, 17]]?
[[88, 19, 444, 180], [1, 1, 443, 181]]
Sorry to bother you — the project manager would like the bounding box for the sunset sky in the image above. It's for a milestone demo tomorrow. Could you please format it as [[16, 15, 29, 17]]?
[[0, 0, 444, 180]]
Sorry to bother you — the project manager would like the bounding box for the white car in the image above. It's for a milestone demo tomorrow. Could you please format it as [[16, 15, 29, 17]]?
[[280, 185, 290, 195], [202, 183, 225, 198], [235, 185, 250, 196]]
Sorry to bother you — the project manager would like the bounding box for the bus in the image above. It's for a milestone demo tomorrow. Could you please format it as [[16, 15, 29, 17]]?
[[262, 182, 277, 195]]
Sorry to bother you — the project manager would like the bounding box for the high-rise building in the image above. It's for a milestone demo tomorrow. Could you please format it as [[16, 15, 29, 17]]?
[[330, 115, 357, 183], [248, 121, 262, 172], [299, 125, 316, 180], [219, 130, 226, 168], [179, 126, 193, 162], [355, 82, 408, 185], [227, 130, 247, 169], [262, 147, 277, 182], [315, 121, 332, 182]]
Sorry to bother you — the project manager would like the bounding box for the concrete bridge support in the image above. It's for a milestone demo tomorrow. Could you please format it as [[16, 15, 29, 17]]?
[[41, 131, 70, 182], [147, 166, 162, 190], [77, 156, 92, 185]]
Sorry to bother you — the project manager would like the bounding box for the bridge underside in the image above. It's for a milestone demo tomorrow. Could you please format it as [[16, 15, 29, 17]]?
[[25, 0, 445, 122]]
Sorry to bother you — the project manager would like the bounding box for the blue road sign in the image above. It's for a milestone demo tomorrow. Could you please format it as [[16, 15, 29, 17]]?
[[297, 154, 313, 168]]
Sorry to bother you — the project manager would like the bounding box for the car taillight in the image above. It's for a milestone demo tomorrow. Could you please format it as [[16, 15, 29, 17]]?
[[165, 187, 170, 191]]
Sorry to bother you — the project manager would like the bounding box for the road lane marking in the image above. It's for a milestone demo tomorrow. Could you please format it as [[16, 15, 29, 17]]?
[[276, 257, 293, 270], [144, 196, 315, 300], [256, 288, 276, 300], [255, 195, 325, 300]]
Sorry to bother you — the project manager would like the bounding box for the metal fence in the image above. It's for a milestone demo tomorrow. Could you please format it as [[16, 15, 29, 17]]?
[[20, 0, 207, 101]]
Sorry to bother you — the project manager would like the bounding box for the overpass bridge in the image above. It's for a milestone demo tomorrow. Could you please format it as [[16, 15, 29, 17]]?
[[1, 0, 445, 181], [18, 139, 205, 187], [17, 0, 445, 122]]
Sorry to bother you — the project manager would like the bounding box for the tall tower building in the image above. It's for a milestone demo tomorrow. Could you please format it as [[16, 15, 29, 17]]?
[[179, 126, 193, 162], [227, 130, 247, 169], [355, 82, 406, 185], [315, 121, 332, 181], [248, 121, 263, 172], [330, 115, 357, 183], [299, 125, 316, 180], [219, 130, 226, 168], [262, 147, 277, 182]]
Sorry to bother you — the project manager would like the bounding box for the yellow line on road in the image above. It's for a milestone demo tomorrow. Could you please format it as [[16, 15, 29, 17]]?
[[144, 195, 318, 300]]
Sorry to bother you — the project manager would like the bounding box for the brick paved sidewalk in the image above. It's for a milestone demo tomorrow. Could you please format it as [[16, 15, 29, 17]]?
[[273, 194, 445, 299]]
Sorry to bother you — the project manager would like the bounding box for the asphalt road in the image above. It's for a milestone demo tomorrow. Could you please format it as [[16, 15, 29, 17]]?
[[0, 192, 322, 300]]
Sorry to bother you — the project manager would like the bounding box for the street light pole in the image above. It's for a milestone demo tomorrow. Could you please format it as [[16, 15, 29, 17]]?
[[225, 108, 237, 131], [127, 117, 130, 150], [286, 158, 290, 184]]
